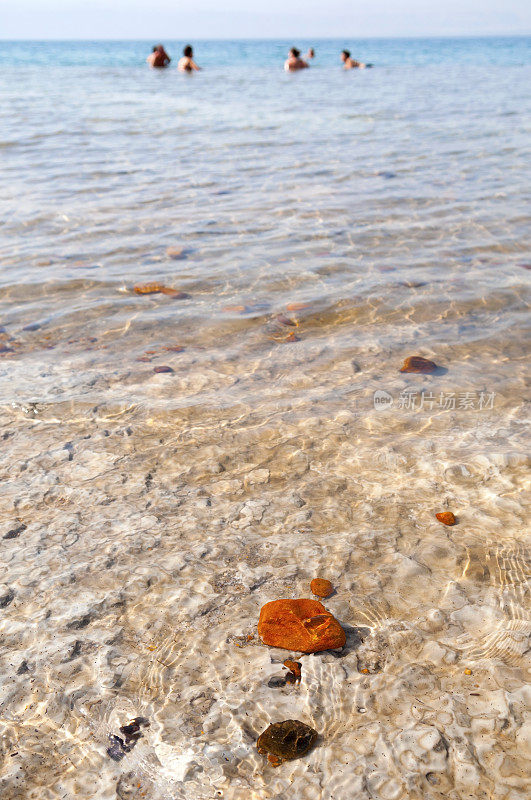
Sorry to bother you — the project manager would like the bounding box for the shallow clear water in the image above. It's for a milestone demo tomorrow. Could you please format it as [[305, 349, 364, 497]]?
[[0, 37, 530, 800]]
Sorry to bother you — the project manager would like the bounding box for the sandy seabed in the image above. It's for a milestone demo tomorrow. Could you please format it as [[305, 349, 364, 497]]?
[[0, 323, 529, 799]]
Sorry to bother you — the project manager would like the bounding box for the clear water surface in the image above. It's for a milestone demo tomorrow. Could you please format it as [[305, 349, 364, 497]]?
[[0, 36, 529, 800]]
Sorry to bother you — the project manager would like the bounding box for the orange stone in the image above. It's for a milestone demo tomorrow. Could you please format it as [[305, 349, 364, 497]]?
[[400, 356, 438, 373], [133, 283, 188, 298], [436, 511, 456, 526], [310, 578, 333, 598], [283, 660, 302, 679], [258, 599, 345, 653], [133, 283, 165, 294], [286, 302, 310, 312]]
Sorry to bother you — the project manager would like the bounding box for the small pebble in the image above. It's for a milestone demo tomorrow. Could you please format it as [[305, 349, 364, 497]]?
[[283, 660, 302, 680], [275, 314, 298, 327], [257, 720, 318, 764], [310, 578, 333, 598], [153, 366, 173, 374], [106, 735, 127, 761], [133, 283, 166, 295], [166, 246, 186, 259], [0, 586, 15, 608], [267, 676, 287, 688], [3, 523, 26, 540], [436, 511, 456, 526], [400, 356, 438, 374]]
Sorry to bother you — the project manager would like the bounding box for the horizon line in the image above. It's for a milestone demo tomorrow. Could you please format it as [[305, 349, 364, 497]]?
[[1, 32, 530, 42]]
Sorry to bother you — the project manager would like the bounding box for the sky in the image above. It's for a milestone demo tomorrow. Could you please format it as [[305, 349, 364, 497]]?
[[0, 0, 530, 39]]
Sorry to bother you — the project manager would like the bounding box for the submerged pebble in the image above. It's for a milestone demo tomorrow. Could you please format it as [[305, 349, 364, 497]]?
[[257, 720, 318, 764], [283, 659, 302, 680], [133, 283, 189, 299], [436, 511, 457, 525], [400, 356, 438, 373], [310, 578, 334, 598], [275, 314, 298, 327], [133, 283, 166, 294], [106, 735, 128, 761], [119, 716, 150, 743], [0, 585, 15, 608], [3, 523, 26, 540], [165, 246, 186, 259]]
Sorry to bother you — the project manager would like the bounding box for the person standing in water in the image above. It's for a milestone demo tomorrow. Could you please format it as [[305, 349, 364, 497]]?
[[178, 45, 201, 72], [147, 44, 171, 68], [284, 48, 309, 72], [341, 50, 366, 69], [306, 47, 315, 61]]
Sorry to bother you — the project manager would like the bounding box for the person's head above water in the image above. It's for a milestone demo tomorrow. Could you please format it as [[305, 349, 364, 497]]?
[[178, 44, 201, 71], [289, 48, 300, 58], [147, 43, 170, 67], [341, 50, 350, 61]]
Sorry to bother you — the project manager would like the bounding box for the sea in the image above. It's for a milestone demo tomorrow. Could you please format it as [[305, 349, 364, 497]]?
[[0, 37, 530, 800]]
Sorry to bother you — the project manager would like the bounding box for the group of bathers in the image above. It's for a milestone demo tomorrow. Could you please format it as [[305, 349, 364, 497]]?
[[147, 44, 200, 72], [147, 45, 371, 72]]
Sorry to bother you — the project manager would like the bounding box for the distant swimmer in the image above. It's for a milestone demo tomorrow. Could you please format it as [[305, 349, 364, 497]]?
[[178, 45, 201, 72], [306, 48, 315, 60], [147, 44, 171, 68], [341, 50, 366, 70], [284, 48, 309, 72]]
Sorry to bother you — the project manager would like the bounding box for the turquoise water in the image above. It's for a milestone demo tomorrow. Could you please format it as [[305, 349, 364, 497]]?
[[0, 36, 529, 67]]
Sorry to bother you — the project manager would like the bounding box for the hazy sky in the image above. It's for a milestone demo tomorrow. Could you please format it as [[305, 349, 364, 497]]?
[[1, 0, 530, 39]]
